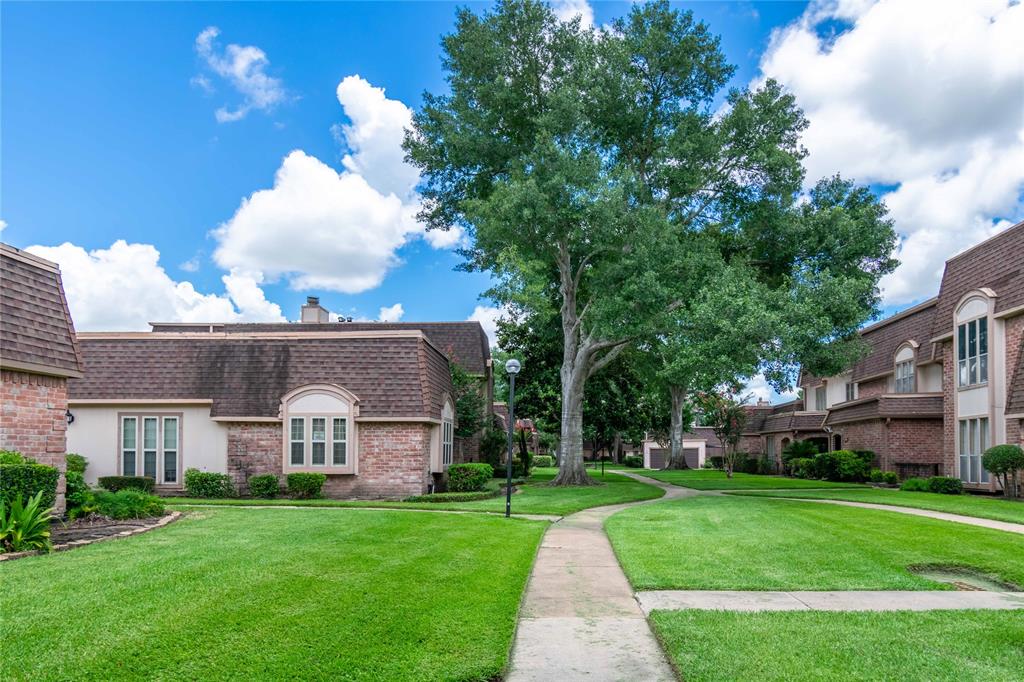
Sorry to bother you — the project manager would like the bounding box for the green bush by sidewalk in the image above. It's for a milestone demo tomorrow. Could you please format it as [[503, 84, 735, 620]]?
[[287, 472, 326, 499], [1, 460, 59, 510], [248, 474, 280, 499], [98, 475, 155, 493], [184, 469, 234, 498], [448, 463, 493, 492]]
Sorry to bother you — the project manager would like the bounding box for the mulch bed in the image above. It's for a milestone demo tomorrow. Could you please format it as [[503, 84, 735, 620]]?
[[0, 511, 182, 562]]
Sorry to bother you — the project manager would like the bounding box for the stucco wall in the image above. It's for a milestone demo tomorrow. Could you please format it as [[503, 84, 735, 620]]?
[[66, 404, 228, 487]]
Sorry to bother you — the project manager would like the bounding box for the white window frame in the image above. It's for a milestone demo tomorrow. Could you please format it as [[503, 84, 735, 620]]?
[[441, 400, 455, 468], [894, 360, 915, 394], [332, 417, 348, 466], [119, 413, 182, 485], [281, 385, 359, 475], [814, 385, 827, 411], [958, 416, 990, 484], [290, 417, 306, 466], [845, 382, 856, 402], [957, 317, 988, 387]]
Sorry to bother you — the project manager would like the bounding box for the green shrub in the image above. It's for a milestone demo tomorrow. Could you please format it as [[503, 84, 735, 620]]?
[[757, 456, 776, 475], [737, 455, 759, 474], [64, 471, 98, 520], [623, 455, 643, 468], [492, 462, 527, 478], [901, 477, 930, 492], [98, 475, 155, 493], [65, 453, 88, 474], [883, 471, 899, 485], [0, 491, 54, 553], [1, 462, 59, 510], [790, 457, 815, 479], [0, 450, 26, 466], [869, 468, 884, 483], [248, 474, 280, 499], [533, 455, 555, 468], [927, 476, 964, 495], [708, 456, 724, 469], [852, 450, 876, 465], [447, 462, 494, 492], [782, 440, 819, 469], [287, 472, 327, 499], [812, 450, 869, 482], [94, 489, 165, 519], [404, 489, 498, 503], [183, 469, 234, 498], [479, 427, 506, 469], [982, 444, 1024, 498]]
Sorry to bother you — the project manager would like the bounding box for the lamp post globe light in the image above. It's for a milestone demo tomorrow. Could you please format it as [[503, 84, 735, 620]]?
[[504, 359, 521, 518]]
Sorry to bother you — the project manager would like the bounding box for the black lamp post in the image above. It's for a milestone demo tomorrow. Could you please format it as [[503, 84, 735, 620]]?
[[504, 358, 521, 518]]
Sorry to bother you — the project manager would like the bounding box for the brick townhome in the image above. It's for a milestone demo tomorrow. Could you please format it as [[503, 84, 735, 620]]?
[[66, 297, 493, 499], [1, 244, 84, 512]]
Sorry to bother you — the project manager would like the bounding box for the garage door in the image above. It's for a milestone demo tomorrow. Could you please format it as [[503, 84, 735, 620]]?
[[683, 448, 700, 469], [648, 448, 667, 469]]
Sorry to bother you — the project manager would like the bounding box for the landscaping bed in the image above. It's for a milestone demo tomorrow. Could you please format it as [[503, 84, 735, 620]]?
[[0, 507, 546, 680], [605, 495, 1024, 590], [635, 469, 867, 490], [651, 609, 1024, 682], [729, 488, 1024, 525]]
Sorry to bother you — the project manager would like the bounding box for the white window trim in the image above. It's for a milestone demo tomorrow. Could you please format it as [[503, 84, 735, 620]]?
[[958, 416, 990, 484], [118, 412, 183, 485], [814, 385, 827, 411], [281, 384, 359, 475], [894, 360, 915, 394]]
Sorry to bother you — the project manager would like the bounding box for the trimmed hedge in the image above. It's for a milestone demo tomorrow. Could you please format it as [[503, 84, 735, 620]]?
[[287, 472, 326, 499], [94, 489, 165, 519], [98, 475, 155, 493], [811, 450, 870, 482], [790, 457, 815, 479], [623, 455, 643, 468], [65, 453, 88, 474], [184, 469, 234, 498], [404, 489, 498, 503], [448, 463, 493, 492], [0, 450, 27, 466], [492, 463, 527, 478], [927, 476, 964, 495], [1, 463, 60, 510], [248, 474, 280, 499], [533, 455, 555, 468], [883, 471, 899, 485]]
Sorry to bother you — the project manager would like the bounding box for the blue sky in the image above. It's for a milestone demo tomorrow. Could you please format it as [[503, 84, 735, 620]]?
[[3, 1, 1022, 383]]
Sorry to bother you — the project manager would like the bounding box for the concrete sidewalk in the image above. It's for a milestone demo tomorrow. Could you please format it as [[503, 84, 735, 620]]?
[[637, 589, 1024, 613], [506, 476, 690, 682]]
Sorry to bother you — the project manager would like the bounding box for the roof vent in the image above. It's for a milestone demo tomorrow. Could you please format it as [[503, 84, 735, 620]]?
[[300, 296, 331, 324]]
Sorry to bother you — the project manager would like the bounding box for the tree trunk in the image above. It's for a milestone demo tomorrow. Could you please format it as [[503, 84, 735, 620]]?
[[666, 384, 689, 469], [612, 432, 622, 464], [552, 373, 597, 485]]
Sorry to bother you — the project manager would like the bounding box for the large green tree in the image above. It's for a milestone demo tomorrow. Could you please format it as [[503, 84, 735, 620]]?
[[407, 0, 895, 485]]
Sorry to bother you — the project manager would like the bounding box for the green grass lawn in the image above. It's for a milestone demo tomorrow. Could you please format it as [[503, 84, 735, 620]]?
[[634, 468, 867, 490], [651, 610, 1024, 682], [0, 508, 546, 681], [729, 487, 1024, 525], [166, 467, 663, 516], [605, 495, 1024, 590]]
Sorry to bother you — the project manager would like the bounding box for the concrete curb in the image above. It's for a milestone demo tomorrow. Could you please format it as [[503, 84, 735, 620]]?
[[636, 589, 1024, 613]]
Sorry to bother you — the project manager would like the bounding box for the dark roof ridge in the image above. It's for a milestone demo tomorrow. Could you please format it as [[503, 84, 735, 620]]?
[[943, 219, 1024, 265], [860, 297, 938, 336]]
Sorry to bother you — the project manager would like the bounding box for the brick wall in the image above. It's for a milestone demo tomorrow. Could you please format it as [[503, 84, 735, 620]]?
[[225, 422, 282, 495], [941, 340, 956, 477], [1005, 313, 1023, 441], [224, 420, 432, 500], [0, 369, 68, 512], [857, 377, 889, 399], [833, 420, 886, 465]]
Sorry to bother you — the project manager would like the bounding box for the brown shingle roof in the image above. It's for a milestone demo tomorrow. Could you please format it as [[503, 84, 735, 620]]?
[[0, 244, 83, 377], [932, 220, 1024, 340], [68, 333, 453, 419], [151, 321, 490, 375], [825, 394, 944, 425], [850, 299, 937, 381]]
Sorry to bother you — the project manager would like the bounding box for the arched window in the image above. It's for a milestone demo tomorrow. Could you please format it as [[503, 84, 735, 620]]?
[[442, 399, 454, 468], [894, 344, 916, 393], [281, 384, 359, 473], [956, 296, 990, 387]]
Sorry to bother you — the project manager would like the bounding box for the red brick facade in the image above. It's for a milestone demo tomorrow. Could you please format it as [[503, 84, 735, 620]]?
[[225, 421, 434, 499], [941, 340, 957, 479], [857, 377, 889, 399], [0, 369, 69, 512]]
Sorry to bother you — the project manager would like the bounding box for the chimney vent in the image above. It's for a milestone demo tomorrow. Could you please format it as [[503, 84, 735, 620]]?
[[300, 296, 331, 324]]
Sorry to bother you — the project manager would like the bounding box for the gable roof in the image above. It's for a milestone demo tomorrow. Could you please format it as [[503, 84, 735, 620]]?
[[850, 298, 938, 381], [0, 244, 83, 378], [932, 220, 1024, 340], [69, 332, 453, 420], [150, 321, 490, 375]]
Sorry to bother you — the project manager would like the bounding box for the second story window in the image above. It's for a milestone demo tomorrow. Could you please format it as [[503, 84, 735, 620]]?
[[957, 317, 988, 387], [845, 382, 856, 402], [894, 361, 915, 393], [814, 386, 826, 411]]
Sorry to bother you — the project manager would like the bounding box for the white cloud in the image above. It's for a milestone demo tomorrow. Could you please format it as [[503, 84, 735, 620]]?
[[551, 0, 594, 28], [467, 305, 505, 348], [179, 253, 201, 272], [758, 0, 1024, 305], [377, 303, 405, 322], [213, 75, 462, 295], [25, 240, 284, 331], [194, 26, 286, 123], [0, 219, 7, 233], [744, 373, 799, 404]]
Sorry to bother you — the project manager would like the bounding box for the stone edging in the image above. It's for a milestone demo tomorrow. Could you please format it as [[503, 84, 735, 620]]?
[[0, 511, 182, 562]]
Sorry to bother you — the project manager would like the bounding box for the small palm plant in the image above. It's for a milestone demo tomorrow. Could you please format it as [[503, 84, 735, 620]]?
[[0, 492, 54, 553]]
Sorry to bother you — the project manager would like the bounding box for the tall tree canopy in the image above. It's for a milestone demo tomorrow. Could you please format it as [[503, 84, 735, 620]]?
[[407, 0, 896, 484]]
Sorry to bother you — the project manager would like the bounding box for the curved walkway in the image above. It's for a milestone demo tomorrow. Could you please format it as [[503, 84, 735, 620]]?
[[506, 476, 689, 682], [757, 496, 1024, 535]]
